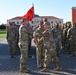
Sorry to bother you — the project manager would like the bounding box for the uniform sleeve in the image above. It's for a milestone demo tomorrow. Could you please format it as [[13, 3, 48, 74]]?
[[27, 27, 33, 39]]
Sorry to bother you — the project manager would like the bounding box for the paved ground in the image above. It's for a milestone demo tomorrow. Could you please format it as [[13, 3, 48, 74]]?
[[0, 38, 76, 75]]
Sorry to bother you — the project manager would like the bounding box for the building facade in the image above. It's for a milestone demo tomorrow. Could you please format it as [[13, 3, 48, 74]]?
[[72, 7, 76, 23], [7, 15, 63, 27]]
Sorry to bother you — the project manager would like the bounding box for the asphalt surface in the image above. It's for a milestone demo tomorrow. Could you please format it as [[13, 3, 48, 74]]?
[[0, 38, 76, 75]]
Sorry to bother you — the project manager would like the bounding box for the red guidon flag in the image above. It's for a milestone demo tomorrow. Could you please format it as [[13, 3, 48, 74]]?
[[21, 6, 34, 21]]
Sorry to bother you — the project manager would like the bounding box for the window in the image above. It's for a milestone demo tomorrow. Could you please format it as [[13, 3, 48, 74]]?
[[59, 21, 61, 23], [17, 22, 19, 24], [9, 22, 11, 24], [51, 21, 53, 23], [12, 22, 15, 24]]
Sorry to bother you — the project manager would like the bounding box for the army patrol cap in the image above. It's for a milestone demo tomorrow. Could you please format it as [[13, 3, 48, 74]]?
[[21, 18, 29, 23]]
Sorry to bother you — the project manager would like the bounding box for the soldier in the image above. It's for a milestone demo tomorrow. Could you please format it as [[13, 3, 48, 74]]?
[[43, 18, 50, 26], [34, 20, 45, 68], [67, 23, 76, 56], [40, 21, 62, 72], [43, 18, 47, 23], [63, 24, 70, 53], [28, 24, 33, 52], [13, 24, 19, 54], [52, 23, 63, 57], [18, 18, 33, 73], [6, 23, 18, 58], [15, 25, 19, 53]]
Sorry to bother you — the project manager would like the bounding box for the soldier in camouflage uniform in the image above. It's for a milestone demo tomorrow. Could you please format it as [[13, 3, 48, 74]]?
[[34, 20, 45, 68], [6, 23, 18, 58], [63, 24, 71, 53], [15, 25, 19, 53], [52, 23, 63, 57], [67, 23, 76, 56], [43, 18, 51, 28], [18, 18, 33, 73], [63, 25, 67, 52], [40, 22, 62, 72], [28, 24, 33, 52]]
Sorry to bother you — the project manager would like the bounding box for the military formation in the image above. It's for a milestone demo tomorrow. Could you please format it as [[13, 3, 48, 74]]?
[[6, 17, 76, 73], [63, 23, 76, 56], [6, 23, 19, 58]]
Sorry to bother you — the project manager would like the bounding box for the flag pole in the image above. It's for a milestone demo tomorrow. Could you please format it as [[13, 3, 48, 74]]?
[[32, 3, 34, 6], [32, 3, 34, 17]]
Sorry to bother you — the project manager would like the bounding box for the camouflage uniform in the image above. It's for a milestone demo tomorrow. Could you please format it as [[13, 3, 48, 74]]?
[[18, 23, 33, 70], [63, 25, 71, 53], [15, 25, 19, 52], [6, 24, 18, 58], [34, 21, 44, 68], [63, 27, 67, 51], [52, 26, 63, 56], [41, 22, 62, 71], [67, 26, 76, 56], [28, 24, 33, 52]]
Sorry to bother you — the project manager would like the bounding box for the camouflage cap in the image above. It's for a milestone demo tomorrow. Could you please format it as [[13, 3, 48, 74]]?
[[21, 18, 29, 23]]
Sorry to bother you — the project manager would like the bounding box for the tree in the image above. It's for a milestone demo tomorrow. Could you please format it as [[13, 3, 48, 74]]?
[[66, 21, 71, 25], [0, 24, 6, 29]]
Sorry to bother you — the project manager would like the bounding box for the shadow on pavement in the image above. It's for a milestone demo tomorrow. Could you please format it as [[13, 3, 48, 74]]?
[[0, 43, 9, 55], [0, 43, 76, 74]]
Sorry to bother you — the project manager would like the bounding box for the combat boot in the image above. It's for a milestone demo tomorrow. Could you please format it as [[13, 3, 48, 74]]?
[[20, 67, 30, 73], [54, 60, 62, 71], [40, 68, 48, 72], [54, 67, 62, 71]]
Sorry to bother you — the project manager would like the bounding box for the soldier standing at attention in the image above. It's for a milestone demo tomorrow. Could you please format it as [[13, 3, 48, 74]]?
[[18, 18, 33, 73], [52, 23, 63, 57], [40, 21, 62, 72], [63, 24, 70, 53], [15, 25, 19, 53], [43, 18, 49, 27], [6, 23, 18, 58], [34, 20, 45, 68], [67, 23, 76, 56]]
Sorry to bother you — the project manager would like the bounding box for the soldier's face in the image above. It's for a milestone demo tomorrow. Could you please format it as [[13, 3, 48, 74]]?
[[23, 20, 29, 25]]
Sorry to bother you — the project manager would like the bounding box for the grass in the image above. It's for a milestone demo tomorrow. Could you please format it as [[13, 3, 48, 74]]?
[[0, 29, 6, 38]]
